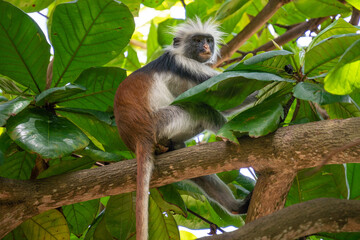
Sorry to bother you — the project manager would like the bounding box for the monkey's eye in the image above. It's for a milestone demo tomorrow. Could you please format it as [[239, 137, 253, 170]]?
[[207, 38, 213, 43], [193, 38, 201, 43]]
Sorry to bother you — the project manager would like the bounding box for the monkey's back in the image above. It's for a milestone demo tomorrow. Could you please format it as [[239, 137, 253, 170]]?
[[114, 71, 155, 152]]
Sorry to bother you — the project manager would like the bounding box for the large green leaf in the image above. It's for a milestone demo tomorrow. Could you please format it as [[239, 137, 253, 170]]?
[[105, 193, 136, 240], [0, 1, 50, 93], [58, 67, 126, 111], [286, 165, 348, 206], [185, 0, 214, 20], [307, 19, 359, 50], [0, 151, 36, 180], [63, 199, 100, 236], [148, 196, 180, 240], [0, 97, 31, 127], [35, 84, 86, 106], [51, 0, 134, 87], [324, 39, 360, 95], [173, 71, 294, 111], [218, 94, 289, 142], [57, 109, 128, 153], [7, 108, 89, 159], [304, 34, 360, 77], [293, 82, 350, 105], [227, 50, 295, 78], [21, 209, 70, 240], [294, 0, 351, 18]]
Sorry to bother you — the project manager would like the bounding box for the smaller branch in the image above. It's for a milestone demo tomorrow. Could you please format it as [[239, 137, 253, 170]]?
[[199, 198, 360, 240], [180, 0, 186, 9], [187, 209, 225, 234], [129, 39, 146, 49], [350, 7, 360, 26]]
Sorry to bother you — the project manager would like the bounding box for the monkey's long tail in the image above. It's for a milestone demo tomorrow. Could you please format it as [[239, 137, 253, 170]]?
[[135, 142, 154, 240]]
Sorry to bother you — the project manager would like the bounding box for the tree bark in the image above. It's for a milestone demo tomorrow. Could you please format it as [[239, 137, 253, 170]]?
[[198, 198, 360, 240], [0, 117, 360, 238]]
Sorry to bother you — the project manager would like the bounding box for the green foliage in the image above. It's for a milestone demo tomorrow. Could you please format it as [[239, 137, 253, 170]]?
[[0, 0, 360, 239]]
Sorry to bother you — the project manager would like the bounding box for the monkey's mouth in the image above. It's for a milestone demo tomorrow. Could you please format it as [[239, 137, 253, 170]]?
[[199, 51, 212, 58]]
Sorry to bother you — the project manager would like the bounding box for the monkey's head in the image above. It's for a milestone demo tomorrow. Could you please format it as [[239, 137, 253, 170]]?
[[170, 18, 222, 64]]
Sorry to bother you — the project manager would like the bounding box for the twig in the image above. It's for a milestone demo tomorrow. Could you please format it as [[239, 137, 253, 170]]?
[[187, 209, 225, 234], [180, 0, 186, 9], [37, 11, 48, 19]]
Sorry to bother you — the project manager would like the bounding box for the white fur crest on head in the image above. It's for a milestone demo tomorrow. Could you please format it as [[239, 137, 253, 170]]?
[[167, 17, 223, 64]]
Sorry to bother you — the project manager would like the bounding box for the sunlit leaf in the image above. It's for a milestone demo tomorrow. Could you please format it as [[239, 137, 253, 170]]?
[[304, 33, 360, 77], [7, 108, 89, 159], [294, 0, 351, 18], [143, 0, 164, 8], [307, 19, 359, 50], [324, 39, 360, 95], [51, 0, 134, 86], [0, 1, 50, 93], [4, 0, 54, 12]]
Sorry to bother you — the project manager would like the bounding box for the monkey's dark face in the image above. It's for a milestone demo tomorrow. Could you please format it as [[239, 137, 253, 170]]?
[[182, 34, 215, 63]]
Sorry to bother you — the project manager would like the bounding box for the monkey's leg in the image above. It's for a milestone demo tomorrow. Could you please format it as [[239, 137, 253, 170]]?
[[190, 175, 251, 214]]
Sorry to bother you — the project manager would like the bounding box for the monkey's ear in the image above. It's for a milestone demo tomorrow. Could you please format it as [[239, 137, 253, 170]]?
[[173, 37, 181, 47]]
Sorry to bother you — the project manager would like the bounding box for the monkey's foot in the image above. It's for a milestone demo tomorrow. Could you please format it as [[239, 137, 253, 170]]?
[[155, 143, 169, 154]]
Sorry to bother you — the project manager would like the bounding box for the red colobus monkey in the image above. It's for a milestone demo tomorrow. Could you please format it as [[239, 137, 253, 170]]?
[[114, 19, 250, 240]]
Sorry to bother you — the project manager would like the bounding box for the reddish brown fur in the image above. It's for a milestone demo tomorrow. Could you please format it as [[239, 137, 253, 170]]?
[[114, 71, 154, 151], [114, 70, 156, 240]]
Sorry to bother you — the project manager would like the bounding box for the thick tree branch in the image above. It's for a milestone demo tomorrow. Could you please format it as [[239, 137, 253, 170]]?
[[199, 198, 360, 240], [214, 0, 292, 67], [1, 117, 360, 238]]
